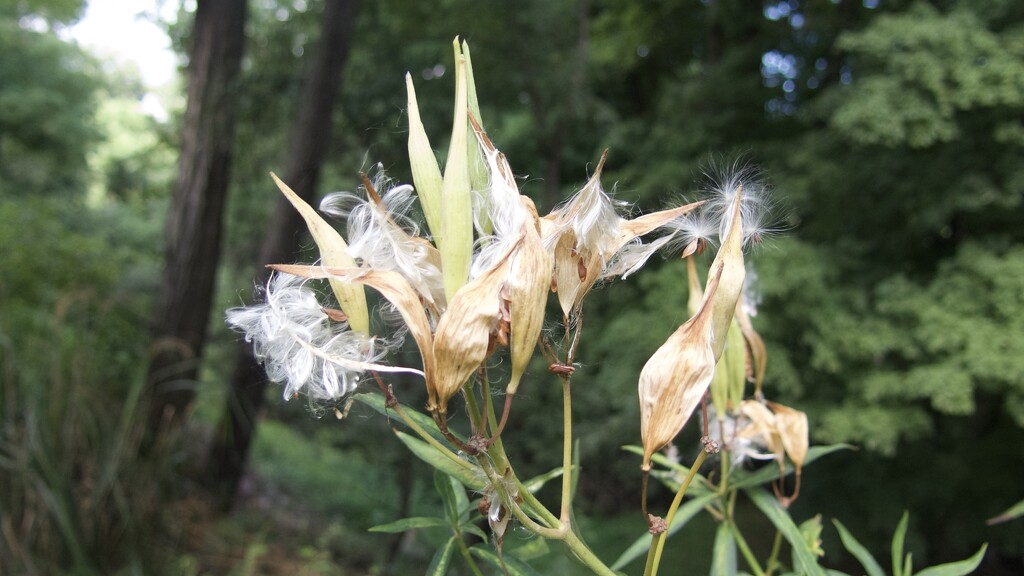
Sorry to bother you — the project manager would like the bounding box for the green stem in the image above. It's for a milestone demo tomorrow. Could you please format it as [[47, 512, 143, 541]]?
[[455, 533, 485, 576], [563, 526, 619, 576], [647, 449, 708, 576], [728, 520, 767, 576], [765, 530, 783, 576], [560, 374, 573, 523]]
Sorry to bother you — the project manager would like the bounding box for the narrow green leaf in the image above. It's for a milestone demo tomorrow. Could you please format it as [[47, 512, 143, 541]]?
[[354, 392, 464, 444], [394, 430, 485, 490], [832, 519, 885, 576], [731, 444, 854, 490], [426, 537, 457, 576], [451, 473, 471, 524], [621, 445, 712, 496], [892, 511, 910, 576], [470, 545, 542, 576], [711, 523, 738, 576], [987, 497, 1024, 525], [610, 493, 717, 570], [369, 516, 449, 533], [521, 466, 565, 494], [508, 537, 550, 562], [746, 488, 826, 576], [461, 524, 488, 541], [914, 544, 987, 576], [435, 470, 460, 526]]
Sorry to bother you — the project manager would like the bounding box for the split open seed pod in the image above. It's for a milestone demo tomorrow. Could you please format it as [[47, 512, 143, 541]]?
[[738, 399, 784, 461], [767, 401, 809, 472], [270, 173, 369, 334], [507, 202, 551, 395], [707, 185, 747, 361], [431, 256, 513, 414], [638, 267, 723, 471]]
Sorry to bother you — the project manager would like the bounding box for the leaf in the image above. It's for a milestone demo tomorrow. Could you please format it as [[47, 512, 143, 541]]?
[[892, 511, 909, 576], [914, 545, 987, 576], [435, 470, 460, 526], [610, 492, 717, 570], [369, 516, 449, 533], [353, 392, 461, 445], [508, 537, 550, 562], [711, 523, 738, 576], [521, 466, 565, 494], [394, 430, 485, 490], [746, 488, 826, 576], [730, 444, 854, 490], [832, 519, 885, 576], [987, 498, 1024, 525], [621, 445, 712, 496], [426, 537, 457, 576], [470, 545, 542, 576]]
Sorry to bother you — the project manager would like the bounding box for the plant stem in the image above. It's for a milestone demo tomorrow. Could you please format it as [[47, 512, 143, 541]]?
[[560, 374, 573, 523], [391, 403, 474, 472], [647, 449, 708, 576], [455, 534, 485, 576], [563, 526, 619, 576], [728, 519, 767, 576], [765, 530, 783, 576]]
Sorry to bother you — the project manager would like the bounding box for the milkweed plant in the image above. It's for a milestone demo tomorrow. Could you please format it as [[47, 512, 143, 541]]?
[[227, 40, 988, 575]]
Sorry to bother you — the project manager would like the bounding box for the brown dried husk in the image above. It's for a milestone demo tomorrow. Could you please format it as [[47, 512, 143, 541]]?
[[507, 210, 552, 394], [638, 268, 723, 471], [707, 187, 746, 361], [767, 401, 809, 469], [431, 256, 513, 413]]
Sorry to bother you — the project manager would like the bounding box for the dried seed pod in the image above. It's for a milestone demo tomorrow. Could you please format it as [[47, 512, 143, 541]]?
[[431, 256, 513, 414], [767, 401, 809, 471], [738, 399, 784, 461], [271, 173, 369, 333], [707, 185, 746, 361], [638, 267, 723, 471], [507, 213, 552, 395]]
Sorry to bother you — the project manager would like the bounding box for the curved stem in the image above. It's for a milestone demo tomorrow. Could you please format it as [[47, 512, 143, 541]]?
[[455, 533, 485, 576], [647, 449, 708, 576], [765, 529, 783, 576], [729, 519, 767, 576], [563, 527, 619, 576], [390, 403, 474, 472]]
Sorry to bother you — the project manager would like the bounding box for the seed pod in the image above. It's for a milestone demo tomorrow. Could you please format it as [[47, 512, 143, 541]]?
[[431, 256, 512, 414], [709, 319, 746, 419], [507, 212, 551, 395], [738, 400, 784, 461], [638, 267, 723, 471], [767, 402, 809, 471], [405, 74, 443, 245], [270, 173, 369, 334], [707, 185, 746, 361], [439, 44, 474, 300]]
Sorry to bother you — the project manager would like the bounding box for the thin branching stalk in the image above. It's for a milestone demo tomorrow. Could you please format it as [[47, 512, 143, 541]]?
[[646, 449, 708, 576], [729, 519, 767, 576]]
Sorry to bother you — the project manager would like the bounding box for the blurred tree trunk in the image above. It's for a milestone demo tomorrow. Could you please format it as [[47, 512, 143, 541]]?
[[144, 0, 247, 444], [206, 0, 361, 507]]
